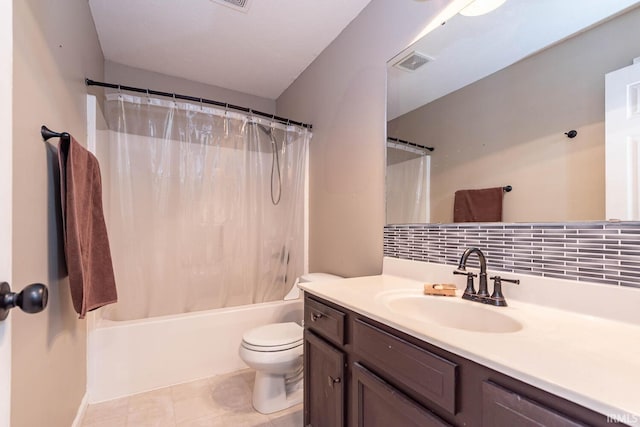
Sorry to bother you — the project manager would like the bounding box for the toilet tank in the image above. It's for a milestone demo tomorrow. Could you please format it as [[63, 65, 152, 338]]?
[[298, 273, 344, 284], [284, 272, 343, 300]]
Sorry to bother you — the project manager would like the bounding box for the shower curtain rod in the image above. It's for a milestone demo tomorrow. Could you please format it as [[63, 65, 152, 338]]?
[[387, 136, 434, 152], [84, 78, 313, 130]]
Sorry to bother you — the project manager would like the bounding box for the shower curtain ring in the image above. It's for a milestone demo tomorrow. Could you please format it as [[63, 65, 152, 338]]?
[[146, 88, 151, 103], [199, 98, 203, 110]]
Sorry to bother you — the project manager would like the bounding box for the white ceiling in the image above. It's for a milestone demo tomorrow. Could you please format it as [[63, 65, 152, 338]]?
[[89, 0, 372, 99], [387, 0, 640, 120]]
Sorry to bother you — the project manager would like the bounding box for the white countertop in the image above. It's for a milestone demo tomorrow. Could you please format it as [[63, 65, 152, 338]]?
[[299, 269, 640, 425]]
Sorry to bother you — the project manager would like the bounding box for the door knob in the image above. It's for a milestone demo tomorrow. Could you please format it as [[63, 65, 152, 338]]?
[[0, 282, 49, 321]]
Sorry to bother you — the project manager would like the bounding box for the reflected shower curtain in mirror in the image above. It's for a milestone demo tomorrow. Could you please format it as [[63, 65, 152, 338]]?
[[386, 150, 430, 224], [98, 93, 309, 321]]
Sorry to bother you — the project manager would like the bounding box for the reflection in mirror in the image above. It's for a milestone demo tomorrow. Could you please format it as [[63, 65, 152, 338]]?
[[386, 0, 640, 224], [386, 139, 431, 224]]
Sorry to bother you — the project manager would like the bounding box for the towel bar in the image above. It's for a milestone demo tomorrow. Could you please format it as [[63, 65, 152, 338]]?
[[41, 125, 70, 141]]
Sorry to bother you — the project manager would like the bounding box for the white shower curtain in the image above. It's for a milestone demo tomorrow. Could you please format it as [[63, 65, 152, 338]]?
[[99, 93, 309, 321], [386, 147, 430, 224]]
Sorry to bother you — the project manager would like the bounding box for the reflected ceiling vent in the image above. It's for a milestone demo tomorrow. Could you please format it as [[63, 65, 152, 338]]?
[[210, 0, 251, 12], [394, 51, 433, 72]]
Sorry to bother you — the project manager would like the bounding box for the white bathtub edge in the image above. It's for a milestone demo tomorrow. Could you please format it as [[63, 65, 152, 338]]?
[[88, 299, 302, 403]]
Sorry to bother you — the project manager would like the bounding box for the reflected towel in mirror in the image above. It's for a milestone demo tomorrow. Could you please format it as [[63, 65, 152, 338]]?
[[453, 187, 504, 222]]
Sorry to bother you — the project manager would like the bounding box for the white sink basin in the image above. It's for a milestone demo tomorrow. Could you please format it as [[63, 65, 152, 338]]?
[[378, 291, 523, 333]]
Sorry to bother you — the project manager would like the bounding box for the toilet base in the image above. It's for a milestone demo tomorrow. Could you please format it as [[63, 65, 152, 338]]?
[[251, 370, 303, 414]]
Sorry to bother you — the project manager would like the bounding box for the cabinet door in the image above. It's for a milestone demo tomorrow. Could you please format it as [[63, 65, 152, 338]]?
[[483, 381, 586, 427], [304, 330, 345, 427], [352, 363, 452, 427]]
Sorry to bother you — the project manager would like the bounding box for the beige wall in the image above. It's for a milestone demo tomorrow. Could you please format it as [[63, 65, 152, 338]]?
[[105, 60, 276, 114], [388, 7, 640, 223], [276, 0, 450, 277], [11, 1, 104, 426]]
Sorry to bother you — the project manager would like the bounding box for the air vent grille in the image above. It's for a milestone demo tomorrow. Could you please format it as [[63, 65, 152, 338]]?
[[210, 0, 251, 12], [223, 0, 247, 7], [394, 51, 433, 72]]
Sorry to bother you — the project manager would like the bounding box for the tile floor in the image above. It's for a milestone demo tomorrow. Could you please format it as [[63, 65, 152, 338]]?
[[81, 369, 302, 427]]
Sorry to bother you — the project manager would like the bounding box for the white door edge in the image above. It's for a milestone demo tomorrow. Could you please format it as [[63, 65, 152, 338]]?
[[606, 60, 640, 220], [0, 0, 13, 425]]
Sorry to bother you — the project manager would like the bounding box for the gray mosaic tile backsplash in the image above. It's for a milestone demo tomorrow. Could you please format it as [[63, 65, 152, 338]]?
[[383, 222, 640, 288]]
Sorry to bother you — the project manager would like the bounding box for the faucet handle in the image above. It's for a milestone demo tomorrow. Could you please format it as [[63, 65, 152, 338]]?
[[489, 276, 519, 307], [490, 276, 520, 285], [454, 270, 477, 300], [453, 270, 477, 277]]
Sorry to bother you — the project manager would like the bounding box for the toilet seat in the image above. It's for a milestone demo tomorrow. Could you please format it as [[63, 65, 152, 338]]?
[[241, 322, 303, 352], [241, 339, 303, 352], [238, 272, 343, 414]]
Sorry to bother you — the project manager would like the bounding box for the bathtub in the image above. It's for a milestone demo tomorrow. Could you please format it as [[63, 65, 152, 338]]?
[[87, 299, 303, 403]]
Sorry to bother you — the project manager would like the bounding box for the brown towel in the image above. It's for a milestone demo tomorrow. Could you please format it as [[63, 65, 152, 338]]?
[[58, 135, 117, 318], [453, 187, 504, 222]]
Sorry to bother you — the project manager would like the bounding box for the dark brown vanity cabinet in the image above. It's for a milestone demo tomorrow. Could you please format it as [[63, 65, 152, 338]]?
[[352, 319, 457, 416], [352, 363, 451, 427], [482, 381, 585, 427], [304, 295, 451, 427], [304, 330, 345, 427], [303, 294, 622, 427], [304, 295, 348, 427]]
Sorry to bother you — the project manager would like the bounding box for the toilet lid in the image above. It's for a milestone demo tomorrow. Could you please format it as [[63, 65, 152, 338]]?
[[242, 322, 303, 347], [241, 340, 302, 352]]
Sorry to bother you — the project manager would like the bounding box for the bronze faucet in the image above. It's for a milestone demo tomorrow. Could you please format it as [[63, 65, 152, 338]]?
[[457, 247, 490, 298], [453, 247, 519, 306]]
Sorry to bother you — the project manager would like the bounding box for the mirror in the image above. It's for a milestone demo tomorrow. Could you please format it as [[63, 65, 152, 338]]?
[[386, 0, 640, 224]]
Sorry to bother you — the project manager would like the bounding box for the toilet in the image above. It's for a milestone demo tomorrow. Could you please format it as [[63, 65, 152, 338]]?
[[239, 272, 343, 414]]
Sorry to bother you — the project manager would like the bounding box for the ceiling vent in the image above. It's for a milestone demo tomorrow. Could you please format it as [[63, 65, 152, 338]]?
[[394, 51, 433, 72], [210, 0, 251, 12]]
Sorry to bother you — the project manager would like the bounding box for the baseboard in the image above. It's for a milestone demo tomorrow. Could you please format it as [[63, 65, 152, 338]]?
[[71, 392, 88, 427]]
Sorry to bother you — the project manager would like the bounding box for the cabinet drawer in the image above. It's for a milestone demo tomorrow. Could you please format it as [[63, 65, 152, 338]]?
[[483, 381, 585, 427], [305, 297, 345, 346], [353, 363, 452, 427], [352, 319, 457, 414]]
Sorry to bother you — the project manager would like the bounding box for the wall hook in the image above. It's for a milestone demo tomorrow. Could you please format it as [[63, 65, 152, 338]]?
[[565, 130, 578, 138]]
